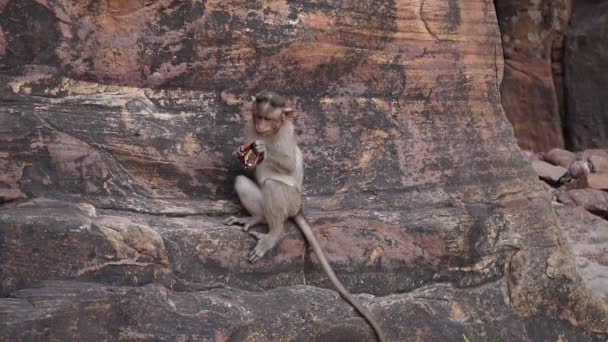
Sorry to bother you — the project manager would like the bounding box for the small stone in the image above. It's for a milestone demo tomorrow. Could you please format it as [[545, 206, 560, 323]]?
[[546, 148, 576, 168], [531, 160, 568, 183]]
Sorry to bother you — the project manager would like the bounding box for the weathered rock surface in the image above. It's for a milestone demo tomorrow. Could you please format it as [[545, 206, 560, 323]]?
[[521, 150, 541, 162], [495, 1, 608, 152], [546, 148, 577, 169], [584, 149, 608, 162], [557, 189, 608, 219], [531, 159, 568, 183], [494, 0, 571, 152], [572, 174, 608, 191], [555, 204, 608, 303], [2, 280, 606, 342], [0, 0, 607, 340], [564, 1, 608, 150], [590, 155, 608, 173], [0, 198, 171, 296]]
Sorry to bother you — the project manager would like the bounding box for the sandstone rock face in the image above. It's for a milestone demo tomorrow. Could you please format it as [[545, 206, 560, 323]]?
[[494, 0, 608, 152], [558, 189, 608, 220], [496, 0, 608, 152], [0, 199, 170, 296], [0, 0, 606, 340], [564, 1, 608, 150], [2, 280, 606, 342], [555, 204, 608, 303], [494, 0, 571, 152]]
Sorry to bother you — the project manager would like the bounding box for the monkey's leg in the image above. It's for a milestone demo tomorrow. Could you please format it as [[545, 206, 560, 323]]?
[[249, 180, 299, 263], [224, 175, 265, 231]]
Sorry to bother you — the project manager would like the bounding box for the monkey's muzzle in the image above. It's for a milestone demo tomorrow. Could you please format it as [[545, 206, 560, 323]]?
[[236, 142, 264, 168]]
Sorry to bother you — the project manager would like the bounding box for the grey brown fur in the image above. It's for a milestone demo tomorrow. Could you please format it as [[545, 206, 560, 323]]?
[[224, 91, 387, 342]]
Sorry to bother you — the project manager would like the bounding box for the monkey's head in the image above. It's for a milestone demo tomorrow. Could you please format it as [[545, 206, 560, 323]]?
[[251, 91, 295, 136]]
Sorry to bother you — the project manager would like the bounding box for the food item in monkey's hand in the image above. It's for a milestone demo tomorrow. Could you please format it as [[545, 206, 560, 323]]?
[[236, 142, 264, 168]]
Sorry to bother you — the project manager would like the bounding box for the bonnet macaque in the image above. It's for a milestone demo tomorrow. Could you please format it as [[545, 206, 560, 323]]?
[[224, 91, 386, 342]]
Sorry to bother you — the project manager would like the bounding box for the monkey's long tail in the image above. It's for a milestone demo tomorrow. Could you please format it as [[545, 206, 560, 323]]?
[[293, 212, 387, 342]]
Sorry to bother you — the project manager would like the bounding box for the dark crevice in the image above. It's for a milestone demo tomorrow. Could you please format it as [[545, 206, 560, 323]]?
[[561, 11, 575, 151], [0, 196, 27, 207], [97, 206, 230, 218], [587, 210, 608, 222], [504, 59, 545, 84]]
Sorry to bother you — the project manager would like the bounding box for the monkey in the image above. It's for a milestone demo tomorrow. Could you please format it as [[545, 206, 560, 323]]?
[[224, 90, 387, 342]]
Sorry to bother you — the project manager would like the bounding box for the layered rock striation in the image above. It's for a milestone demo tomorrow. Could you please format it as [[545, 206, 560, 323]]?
[[0, 0, 606, 340]]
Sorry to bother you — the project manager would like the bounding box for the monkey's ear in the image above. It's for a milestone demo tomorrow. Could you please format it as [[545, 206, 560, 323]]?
[[283, 107, 296, 119]]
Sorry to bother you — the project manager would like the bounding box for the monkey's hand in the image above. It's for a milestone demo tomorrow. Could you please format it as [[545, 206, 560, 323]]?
[[253, 140, 267, 156], [232, 147, 241, 159]]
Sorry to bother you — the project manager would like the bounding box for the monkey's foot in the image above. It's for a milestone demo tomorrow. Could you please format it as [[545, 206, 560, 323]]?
[[223, 216, 263, 231], [248, 232, 280, 263]]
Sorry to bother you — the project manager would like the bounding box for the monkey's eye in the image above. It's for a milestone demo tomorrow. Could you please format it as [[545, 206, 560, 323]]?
[[263, 118, 272, 122]]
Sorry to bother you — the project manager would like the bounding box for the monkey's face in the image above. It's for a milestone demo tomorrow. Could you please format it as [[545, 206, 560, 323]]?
[[252, 101, 284, 136]]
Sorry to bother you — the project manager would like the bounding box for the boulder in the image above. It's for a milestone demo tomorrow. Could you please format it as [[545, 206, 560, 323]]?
[[521, 150, 542, 162], [531, 160, 568, 183], [590, 175, 608, 190], [555, 204, 608, 303], [0, 198, 170, 296], [590, 155, 608, 173], [584, 149, 608, 161], [557, 189, 608, 219], [546, 148, 577, 168]]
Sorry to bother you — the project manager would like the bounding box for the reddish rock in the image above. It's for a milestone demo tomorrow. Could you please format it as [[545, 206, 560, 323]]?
[[0, 0, 606, 338], [521, 150, 541, 162], [590, 155, 608, 173], [555, 204, 608, 303], [583, 174, 608, 191], [1, 280, 604, 342], [0, 199, 170, 296], [583, 149, 608, 161], [564, 1, 608, 150], [494, 0, 571, 152], [546, 148, 576, 168], [531, 160, 568, 183], [557, 189, 608, 218], [498, 59, 564, 152], [563, 173, 608, 192]]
